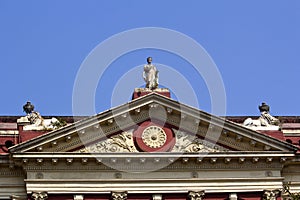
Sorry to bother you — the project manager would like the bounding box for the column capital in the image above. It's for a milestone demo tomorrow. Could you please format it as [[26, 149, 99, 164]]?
[[31, 192, 48, 200], [262, 189, 281, 200], [152, 194, 162, 200], [111, 191, 127, 200], [188, 191, 205, 200], [229, 193, 238, 200], [10, 195, 24, 200], [74, 195, 84, 200]]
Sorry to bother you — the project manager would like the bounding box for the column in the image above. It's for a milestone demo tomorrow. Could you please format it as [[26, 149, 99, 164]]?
[[152, 194, 162, 200], [228, 193, 238, 200]]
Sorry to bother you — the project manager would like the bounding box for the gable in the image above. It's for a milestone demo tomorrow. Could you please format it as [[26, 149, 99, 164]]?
[[9, 93, 298, 153]]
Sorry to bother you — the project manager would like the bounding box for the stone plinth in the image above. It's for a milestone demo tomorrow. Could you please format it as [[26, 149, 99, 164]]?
[[132, 88, 170, 100]]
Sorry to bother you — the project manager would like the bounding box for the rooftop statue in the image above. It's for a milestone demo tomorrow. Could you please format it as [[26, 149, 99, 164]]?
[[258, 102, 279, 126], [243, 102, 279, 128], [18, 101, 63, 130], [143, 57, 159, 90]]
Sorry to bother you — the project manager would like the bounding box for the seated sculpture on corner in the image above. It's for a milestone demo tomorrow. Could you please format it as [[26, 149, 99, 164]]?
[[243, 102, 279, 128], [143, 57, 159, 90], [21, 101, 61, 131]]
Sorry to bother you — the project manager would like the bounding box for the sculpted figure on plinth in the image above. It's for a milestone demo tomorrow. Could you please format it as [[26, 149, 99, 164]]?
[[143, 57, 159, 90], [18, 101, 63, 130], [243, 102, 279, 128], [258, 102, 279, 126]]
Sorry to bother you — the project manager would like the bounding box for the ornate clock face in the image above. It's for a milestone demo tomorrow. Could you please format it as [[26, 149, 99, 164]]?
[[134, 121, 175, 152], [141, 126, 167, 148]]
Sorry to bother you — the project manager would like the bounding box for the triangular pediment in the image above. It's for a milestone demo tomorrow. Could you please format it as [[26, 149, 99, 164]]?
[[9, 93, 298, 154]]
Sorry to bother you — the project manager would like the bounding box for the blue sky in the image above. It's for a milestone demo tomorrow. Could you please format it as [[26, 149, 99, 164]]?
[[0, 1, 299, 116]]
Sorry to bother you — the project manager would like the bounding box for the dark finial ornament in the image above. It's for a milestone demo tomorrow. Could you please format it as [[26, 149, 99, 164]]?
[[23, 101, 35, 114], [259, 102, 270, 113]]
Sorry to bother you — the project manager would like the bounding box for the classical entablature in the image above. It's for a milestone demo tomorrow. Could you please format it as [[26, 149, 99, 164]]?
[[3, 92, 298, 200]]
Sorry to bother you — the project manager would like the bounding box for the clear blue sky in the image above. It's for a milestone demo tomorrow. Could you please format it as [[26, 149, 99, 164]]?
[[0, 1, 299, 116]]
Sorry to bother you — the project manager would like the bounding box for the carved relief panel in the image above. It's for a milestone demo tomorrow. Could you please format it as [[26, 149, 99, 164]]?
[[78, 121, 228, 153]]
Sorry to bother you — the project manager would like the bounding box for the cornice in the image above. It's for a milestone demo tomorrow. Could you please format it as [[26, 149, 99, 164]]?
[[11, 151, 294, 171]]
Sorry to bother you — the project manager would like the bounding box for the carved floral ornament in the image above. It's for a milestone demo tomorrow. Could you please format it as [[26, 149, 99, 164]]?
[[134, 122, 175, 152], [141, 126, 167, 148], [78, 124, 224, 153]]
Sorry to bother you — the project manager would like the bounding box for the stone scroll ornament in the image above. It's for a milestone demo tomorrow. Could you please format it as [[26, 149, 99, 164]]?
[[262, 189, 281, 200], [31, 192, 48, 200], [111, 191, 127, 200], [188, 191, 205, 200]]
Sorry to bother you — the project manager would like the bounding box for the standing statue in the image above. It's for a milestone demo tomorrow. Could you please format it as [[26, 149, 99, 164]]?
[[143, 57, 159, 90]]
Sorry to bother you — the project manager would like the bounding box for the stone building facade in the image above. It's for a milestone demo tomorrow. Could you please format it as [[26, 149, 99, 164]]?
[[0, 89, 299, 200]]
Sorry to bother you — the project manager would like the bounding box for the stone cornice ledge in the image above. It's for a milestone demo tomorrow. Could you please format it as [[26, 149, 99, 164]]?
[[25, 177, 285, 194], [11, 151, 295, 158], [11, 152, 294, 168]]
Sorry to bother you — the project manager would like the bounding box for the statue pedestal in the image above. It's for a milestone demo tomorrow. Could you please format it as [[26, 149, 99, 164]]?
[[132, 88, 170, 100]]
